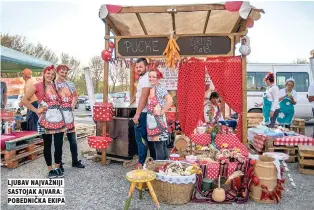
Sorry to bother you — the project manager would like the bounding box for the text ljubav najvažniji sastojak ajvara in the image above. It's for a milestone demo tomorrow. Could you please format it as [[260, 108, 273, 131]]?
[[7, 179, 65, 205]]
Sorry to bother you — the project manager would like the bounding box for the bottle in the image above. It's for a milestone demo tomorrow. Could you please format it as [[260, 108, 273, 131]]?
[[1, 120, 4, 134], [11, 121, 15, 133], [4, 122, 9, 134]]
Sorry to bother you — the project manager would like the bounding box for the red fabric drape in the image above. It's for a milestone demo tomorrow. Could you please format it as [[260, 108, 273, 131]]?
[[205, 56, 243, 140], [177, 58, 206, 136], [177, 56, 243, 140]]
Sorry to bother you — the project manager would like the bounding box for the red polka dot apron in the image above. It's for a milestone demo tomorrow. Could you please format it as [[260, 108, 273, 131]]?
[[147, 95, 168, 141], [56, 82, 75, 132], [38, 84, 65, 133]]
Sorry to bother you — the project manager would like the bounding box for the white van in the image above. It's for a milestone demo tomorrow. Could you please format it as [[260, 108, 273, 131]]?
[[247, 63, 314, 120]]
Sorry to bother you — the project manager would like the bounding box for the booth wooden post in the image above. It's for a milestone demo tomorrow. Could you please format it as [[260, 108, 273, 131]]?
[[101, 23, 110, 165], [242, 55, 247, 144], [130, 61, 135, 103]]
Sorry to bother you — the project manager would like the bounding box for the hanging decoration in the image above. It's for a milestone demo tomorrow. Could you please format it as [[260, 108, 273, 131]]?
[[163, 31, 181, 70], [109, 41, 115, 50], [99, 4, 122, 19], [239, 36, 251, 56], [246, 17, 254, 28], [225, 1, 243, 12], [224, 1, 252, 20], [101, 50, 112, 62], [101, 41, 115, 62], [239, 1, 252, 19]]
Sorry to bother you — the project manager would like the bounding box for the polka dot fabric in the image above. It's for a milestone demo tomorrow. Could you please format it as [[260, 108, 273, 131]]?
[[215, 134, 249, 157], [178, 58, 206, 136], [35, 82, 66, 134], [205, 162, 238, 179], [93, 103, 114, 122], [205, 56, 243, 141], [190, 134, 211, 145], [177, 57, 243, 140], [88, 136, 112, 149]]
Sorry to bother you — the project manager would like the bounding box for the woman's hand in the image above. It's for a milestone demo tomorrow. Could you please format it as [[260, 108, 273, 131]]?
[[270, 111, 274, 117]]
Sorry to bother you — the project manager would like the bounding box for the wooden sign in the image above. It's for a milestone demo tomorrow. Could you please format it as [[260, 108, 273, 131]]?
[[176, 36, 232, 55], [117, 37, 168, 57], [116, 36, 232, 57]]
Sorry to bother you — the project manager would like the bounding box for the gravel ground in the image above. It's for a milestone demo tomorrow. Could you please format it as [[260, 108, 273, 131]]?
[[1, 126, 314, 210]]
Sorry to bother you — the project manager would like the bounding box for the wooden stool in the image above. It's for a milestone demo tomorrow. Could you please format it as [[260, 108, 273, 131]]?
[[124, 169, 160, 210]]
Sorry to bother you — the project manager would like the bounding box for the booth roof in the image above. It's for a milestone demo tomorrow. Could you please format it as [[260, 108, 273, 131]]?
[[101, 3, 264, 36], [1, 46, 53, 73]]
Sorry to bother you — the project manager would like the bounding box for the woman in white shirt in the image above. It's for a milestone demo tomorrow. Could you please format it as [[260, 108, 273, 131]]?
[[277, 78, 297, 127], [255, 72, 279, 127]]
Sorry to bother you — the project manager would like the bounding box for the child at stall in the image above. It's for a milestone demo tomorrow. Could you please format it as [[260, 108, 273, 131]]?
[[208, 92, 237, 130]]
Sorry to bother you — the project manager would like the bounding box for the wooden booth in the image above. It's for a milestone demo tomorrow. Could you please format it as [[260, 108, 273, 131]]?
[[96, 2, 264, 164]]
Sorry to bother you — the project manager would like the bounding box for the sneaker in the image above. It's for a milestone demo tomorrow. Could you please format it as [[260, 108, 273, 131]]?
[[48, 169, 59, 179], [72, 160, 85, 168], [55, 168, 64, 178], [60, 162, 65, 173]]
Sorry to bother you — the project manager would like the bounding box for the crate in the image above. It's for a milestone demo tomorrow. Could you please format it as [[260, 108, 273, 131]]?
[[5, 133, 41, 151], [293, 118, 305, 126], [1, 140, 44, 169], [298, 145, 314, 175], [265, 146, 298, 163], [64, 123, 96, 141], [289, 118, 305, 135]]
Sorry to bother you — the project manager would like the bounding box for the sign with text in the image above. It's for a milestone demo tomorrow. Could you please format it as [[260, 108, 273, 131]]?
[[116, 36, 232, 57], [117, 37, 168, 57], [176, 36, 231, 55], [159, 67, 178, 90]]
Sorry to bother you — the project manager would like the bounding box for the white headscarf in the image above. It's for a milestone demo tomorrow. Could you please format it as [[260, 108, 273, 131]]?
[[285, 78, 295, 86]]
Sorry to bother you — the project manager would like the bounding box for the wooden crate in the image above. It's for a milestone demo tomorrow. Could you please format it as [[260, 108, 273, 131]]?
[[5, 133, 41, 151], [64, 123, 96, 140], [293, 118, 305, 126], [290, 118, 305, 135], [1, 140, 44, 169], [265, 146, 298, 163], [298, 145, 314, 175]]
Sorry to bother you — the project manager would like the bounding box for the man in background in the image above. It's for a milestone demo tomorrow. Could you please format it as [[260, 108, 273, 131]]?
[[1, 79, 8, 109], [20, 68, 39, 131], [133, 58, 155, 167]]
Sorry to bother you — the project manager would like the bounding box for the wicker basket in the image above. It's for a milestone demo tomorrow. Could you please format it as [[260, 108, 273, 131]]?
[[144, 158, 195, 205]]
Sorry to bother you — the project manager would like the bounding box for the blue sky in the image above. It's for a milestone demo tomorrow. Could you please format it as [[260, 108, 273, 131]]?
[[1, 0, 314, 66]]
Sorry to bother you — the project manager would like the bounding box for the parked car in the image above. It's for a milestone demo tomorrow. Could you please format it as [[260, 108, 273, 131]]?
[[78, 95, 89, 104], [85, 94, 103, 111], [6, 94, 27, 116], [112, 92, 130, 104]]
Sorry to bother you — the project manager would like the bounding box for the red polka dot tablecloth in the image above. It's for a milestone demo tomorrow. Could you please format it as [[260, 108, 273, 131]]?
[[215, 134, 249, 157], [197, 133, 248, 179], [203, 162, 238, 179], [190, 134, 211, 145]]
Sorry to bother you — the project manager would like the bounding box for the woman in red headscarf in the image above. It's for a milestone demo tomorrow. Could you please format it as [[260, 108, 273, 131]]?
[[255, 72, 280, 127], [146, 68, 173, 160], [21, 65, 66, 179]]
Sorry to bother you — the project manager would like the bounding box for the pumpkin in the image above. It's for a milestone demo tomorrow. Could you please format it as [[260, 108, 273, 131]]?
[[212, 176, 226, 202]]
